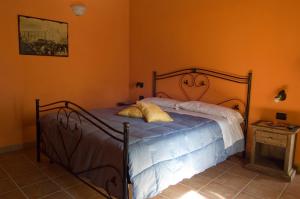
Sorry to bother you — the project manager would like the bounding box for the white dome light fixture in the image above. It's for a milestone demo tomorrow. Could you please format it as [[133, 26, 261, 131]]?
[[71, 4, 87, 16]]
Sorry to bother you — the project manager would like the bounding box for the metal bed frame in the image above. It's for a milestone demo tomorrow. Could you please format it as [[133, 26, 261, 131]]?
[[36, 67, 252, 199], [36, 100, 128, 199], [153, 67, 252, 147]]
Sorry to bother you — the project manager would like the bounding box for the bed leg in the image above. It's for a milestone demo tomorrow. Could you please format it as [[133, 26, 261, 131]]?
[[123, 122, 129, 199], [36, 99, 41, 162], [243, 151, 246, 159]]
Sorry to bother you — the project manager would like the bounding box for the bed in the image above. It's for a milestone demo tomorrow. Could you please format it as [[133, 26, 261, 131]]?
[[36, 67, 252, 199]]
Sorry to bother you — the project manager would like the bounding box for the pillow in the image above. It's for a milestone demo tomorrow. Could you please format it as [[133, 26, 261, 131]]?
[[136, 102, 173, 122], [140, 97, 181, 109], [118, 105, 143, 118], [178, 101, 244, 124]]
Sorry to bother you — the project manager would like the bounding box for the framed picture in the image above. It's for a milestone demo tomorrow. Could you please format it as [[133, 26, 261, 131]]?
[[18, 15, 68, 57]]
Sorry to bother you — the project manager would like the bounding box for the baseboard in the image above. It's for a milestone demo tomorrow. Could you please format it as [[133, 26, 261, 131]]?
[[0, 142, 35, 154]]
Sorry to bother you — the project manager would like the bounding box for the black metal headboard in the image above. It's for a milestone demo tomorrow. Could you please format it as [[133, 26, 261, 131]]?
[[152, 67, 252, 154]]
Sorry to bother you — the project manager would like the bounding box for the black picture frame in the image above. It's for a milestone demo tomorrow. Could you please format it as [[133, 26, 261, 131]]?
[[18, 15, 69, 57]]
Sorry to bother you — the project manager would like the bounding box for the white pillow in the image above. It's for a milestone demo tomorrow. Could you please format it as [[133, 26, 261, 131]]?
[[178, 101, 244, 124], [140, 97, 182, 109]]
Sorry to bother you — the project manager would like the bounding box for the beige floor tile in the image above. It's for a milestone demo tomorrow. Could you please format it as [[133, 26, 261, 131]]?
[[280, 193, 299, 199], [66, 183, 99, 199], [92, 193, 113, 199], [215, 160, 234, 171], [150, 194, 168, 199], [54, 173, 81, 188], [21, 180, 60, 199], [0, 151, 25, 161], [33, 158, 52, 169], [200, 182, 238, 199], [292, 174, 300, 184], [227, 165, 258, 179], [1, 163, 40, 177], [201, 166, 224, 178], [43, 191, 73, 199], [243, 175, 287, 199], [0, 157, 30, 171], [161, 183, 194, 199], [0, 178, 17, 194], [0, 189, 26, 199], [21, 148, 38, 161], [280, 181, 300, 199], [227, 155, 245, 165], [213, 172, 251, 190], [23, 149, 51, 169], [235, 192, 258, 199], [0, 168, 8, 179], [11, 169, 47, 187], [196, 190, 228, 199], [0, 154, 31, 166], [176, 190, 209, 199], [42, 164, 68, 178], [2, 149, 299, 199], [181, 173, 212, 189]]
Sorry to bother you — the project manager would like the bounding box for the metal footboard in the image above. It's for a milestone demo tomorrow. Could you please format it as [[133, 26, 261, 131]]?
[[35, 99, 129, 199]]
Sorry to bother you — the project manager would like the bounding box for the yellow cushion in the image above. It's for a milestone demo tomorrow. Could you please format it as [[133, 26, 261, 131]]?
[[137, 102, 173, 122], [118, 105, 143, 118]]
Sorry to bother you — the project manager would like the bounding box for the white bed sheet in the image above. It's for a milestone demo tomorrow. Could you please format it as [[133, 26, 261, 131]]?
[[163, 107, 244, 149]]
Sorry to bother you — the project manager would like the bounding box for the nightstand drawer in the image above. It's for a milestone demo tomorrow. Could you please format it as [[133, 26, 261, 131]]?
[[256, 131, 287, 147]]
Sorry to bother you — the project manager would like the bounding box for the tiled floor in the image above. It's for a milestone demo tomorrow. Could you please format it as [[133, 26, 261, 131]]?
[[0, 149, 299, 199]]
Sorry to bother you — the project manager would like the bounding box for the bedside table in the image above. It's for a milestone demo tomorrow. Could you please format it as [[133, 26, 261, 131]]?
[[246, 120, 300, 181]]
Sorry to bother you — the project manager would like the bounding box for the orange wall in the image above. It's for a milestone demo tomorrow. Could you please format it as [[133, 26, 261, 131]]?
[[1, 0, 300, 167], [0, 0, 129, 147], [130, 0, 300, 166]]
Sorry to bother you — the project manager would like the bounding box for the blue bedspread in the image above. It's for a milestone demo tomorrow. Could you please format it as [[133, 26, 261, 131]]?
[[41, 107, 244, 199], [90, 108, 244, 199]]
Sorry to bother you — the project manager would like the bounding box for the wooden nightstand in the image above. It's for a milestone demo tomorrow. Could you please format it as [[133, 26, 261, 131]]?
[[246, 120, 299, 181]]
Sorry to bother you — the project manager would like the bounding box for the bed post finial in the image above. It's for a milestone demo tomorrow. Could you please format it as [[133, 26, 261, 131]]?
[[35, 99, 41, 162], [123, 122, 130, 129], [123, 122, 129, 199]]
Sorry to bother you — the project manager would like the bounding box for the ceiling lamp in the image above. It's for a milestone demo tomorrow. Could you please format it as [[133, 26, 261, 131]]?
[[71, 4, 87, 16]]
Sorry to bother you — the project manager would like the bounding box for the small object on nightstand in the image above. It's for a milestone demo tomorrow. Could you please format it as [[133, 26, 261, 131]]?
[[117, 101, 134, 106], [246, 120, 300, 181]]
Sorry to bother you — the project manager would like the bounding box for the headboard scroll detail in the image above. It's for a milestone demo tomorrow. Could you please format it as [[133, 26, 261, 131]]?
[[179, 73, 210, 101]]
